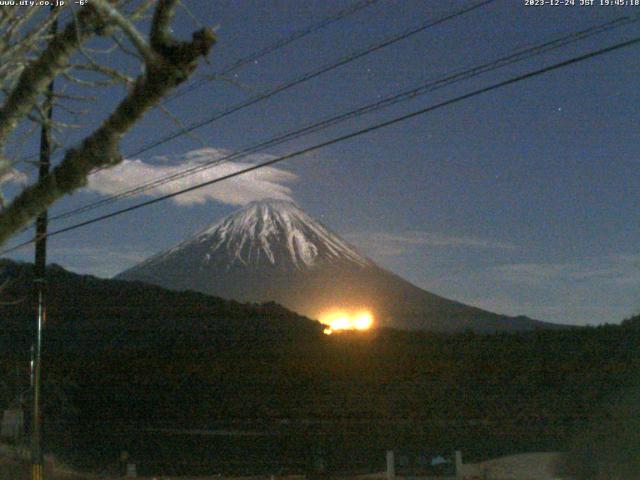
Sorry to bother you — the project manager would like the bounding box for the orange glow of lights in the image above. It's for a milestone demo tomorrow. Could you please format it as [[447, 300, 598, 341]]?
[[320, 310, 374, 335]]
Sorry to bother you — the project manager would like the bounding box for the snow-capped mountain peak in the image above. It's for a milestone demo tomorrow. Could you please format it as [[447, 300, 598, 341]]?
[[132, 199, 371, 273], [116, 199, 556, 333]]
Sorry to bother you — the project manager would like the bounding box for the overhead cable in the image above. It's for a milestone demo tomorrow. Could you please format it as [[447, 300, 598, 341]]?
[[48, 14, 639, 223], [3, 33, 639, 255]]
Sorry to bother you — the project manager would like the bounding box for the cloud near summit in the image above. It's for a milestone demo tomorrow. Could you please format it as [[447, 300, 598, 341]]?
[[86, 148, 297, 206], [345, 231, 517, 257]]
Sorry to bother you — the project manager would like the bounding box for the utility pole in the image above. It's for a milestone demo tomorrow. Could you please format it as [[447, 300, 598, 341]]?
[[32, 9, 57, 480]]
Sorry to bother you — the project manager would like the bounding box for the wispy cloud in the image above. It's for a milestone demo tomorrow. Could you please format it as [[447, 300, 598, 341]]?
[[433, 253, 640, 324], [86, 148, 297, 206], [0, 167, 28, 186], [493, 255, 640, 286], [0, 167, 29, 206], [464, 294, 635, 326], [345, 231, 517, 257], [48, 245, 149, 278]]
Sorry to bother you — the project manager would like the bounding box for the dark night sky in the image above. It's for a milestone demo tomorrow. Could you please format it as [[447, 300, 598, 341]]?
[[5, 0, 640, 325]]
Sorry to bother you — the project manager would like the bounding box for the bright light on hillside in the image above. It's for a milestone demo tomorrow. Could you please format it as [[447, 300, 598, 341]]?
[[320, 310, 374, 335]]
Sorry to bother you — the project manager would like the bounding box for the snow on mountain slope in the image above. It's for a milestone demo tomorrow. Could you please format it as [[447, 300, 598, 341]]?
[[117, 199, 560, 333], [124, 199, 371, 276]]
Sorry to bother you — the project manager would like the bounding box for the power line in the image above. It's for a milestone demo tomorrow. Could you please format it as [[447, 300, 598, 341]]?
[[47, 14, 640, 223], [13, 0, 496, 237], [123, 0, 497, 159], [3, 33, 639, 256], [167, 0, 382, 102], [23, 0, 492, 226], [12, 0, 380, 171]]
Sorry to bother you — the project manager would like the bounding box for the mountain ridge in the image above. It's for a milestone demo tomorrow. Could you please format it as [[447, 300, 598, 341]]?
[[117, 199, 563, 333], [128, 199, 371, 274]]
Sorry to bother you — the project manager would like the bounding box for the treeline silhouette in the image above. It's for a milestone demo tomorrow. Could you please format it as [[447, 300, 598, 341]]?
[[0, 260, 638, 476]]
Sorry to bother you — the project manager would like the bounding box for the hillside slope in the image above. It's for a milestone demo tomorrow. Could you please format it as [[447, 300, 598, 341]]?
[[117, 199, 560, 333]]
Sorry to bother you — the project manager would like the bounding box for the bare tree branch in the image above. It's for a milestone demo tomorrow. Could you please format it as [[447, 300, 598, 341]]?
[[0, 1, 215, 245], [0, 6, 106, 163], [92, 0, 157, 64]]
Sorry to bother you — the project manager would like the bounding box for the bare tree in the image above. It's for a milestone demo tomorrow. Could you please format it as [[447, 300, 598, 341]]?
[[0, 0, 215, 246]]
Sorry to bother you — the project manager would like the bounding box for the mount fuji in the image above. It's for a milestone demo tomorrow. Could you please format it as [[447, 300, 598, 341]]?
[[116, 199, 558, 332]]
